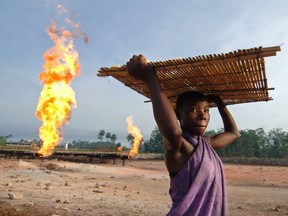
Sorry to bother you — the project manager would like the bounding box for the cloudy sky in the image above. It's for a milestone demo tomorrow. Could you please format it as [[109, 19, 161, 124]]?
[[0, 0, 287, 145]]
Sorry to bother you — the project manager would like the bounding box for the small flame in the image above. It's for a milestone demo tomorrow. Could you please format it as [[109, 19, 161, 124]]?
[[126, 116, 143, 158], [35, 11, 82, 156]]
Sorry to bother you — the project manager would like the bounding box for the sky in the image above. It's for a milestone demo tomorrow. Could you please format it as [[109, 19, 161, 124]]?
[[0, 0, 288, 145]]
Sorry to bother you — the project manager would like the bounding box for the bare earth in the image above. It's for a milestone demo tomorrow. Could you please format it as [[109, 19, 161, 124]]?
[[0, 158, 287, 216]]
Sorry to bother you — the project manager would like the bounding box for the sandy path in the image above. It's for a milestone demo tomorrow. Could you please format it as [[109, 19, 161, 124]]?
[[0, 158, 287, 216]]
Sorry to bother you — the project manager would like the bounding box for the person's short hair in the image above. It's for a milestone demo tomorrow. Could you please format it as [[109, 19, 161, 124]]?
[[175, 91, 206, 119]]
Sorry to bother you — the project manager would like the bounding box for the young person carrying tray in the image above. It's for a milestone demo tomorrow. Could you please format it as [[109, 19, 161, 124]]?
[[126, 54, 240, 216]]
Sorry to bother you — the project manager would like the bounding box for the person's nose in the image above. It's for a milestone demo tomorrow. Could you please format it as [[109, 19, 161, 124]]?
[[198, 110, 207, 120]]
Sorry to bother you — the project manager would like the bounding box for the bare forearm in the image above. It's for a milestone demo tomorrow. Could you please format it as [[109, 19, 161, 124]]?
[[207, 94, 240, 137], [146, 76, 181, 141], [218, 106, 239, 136], [126, 54, 182, 147], [209, 104, 240, 149]]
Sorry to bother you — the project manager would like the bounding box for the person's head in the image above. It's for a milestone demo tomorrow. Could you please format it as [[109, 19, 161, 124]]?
[[176, 91, 210, 135]]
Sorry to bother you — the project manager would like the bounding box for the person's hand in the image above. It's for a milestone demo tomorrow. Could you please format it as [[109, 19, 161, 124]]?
[[206, 94, 226, 108], [126, 55, 156, 82]]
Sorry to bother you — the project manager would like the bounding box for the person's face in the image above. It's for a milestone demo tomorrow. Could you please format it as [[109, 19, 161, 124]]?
[[179, 100, 210, 135]]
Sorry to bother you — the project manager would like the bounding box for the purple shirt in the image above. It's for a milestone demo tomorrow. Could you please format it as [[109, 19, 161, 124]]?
[[167, 131, 227, 216]]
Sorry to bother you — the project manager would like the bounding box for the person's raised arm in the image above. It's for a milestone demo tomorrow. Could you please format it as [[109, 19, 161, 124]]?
[[206, 95, 240, 149], [126, 55, 182, 151]]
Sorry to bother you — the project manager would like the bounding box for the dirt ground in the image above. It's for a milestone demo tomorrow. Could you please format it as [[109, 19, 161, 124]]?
[[0, 157, 287, 216]]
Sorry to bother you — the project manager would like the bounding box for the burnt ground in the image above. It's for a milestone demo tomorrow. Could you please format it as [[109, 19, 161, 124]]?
[[0, 158, 287, 216]]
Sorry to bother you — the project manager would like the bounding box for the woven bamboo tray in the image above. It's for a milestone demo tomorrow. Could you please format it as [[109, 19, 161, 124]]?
[[97, 46, 280, 107]]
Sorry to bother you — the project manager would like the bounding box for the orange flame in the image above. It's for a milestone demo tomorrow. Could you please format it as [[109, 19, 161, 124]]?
[[35, 19, 81, 156], [117, 146, 124, 151], [126, 116, 143, 158]]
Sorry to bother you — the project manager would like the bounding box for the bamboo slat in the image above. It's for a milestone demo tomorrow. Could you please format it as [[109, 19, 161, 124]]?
[[97, 46, 280, 106]]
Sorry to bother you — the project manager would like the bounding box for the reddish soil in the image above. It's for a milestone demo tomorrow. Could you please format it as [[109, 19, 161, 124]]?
[[0, 158, 287, 216]]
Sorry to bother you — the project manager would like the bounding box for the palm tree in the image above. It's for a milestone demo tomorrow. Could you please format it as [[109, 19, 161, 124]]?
[[97, 130, 105, 141], [110, 134, 117, 143], [105, 132, 111, 142], [126, 134, 133, 145]]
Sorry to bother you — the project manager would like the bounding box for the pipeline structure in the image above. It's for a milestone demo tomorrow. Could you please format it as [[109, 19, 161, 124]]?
[[0, 149, 129, 166]]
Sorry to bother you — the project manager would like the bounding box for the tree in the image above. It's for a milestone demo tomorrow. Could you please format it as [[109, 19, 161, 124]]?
[[110, 134, 117, 143], [143, 127, 164, 153], [253, 128, 269, 157], [97, 130, 105, 141], [268, 128, 288, 158], [105, 132, 111, 142], [0, 135, 12, 146], [240, 129, 262, 157], [126, 134, 133, 144], [215, 128, 267, 158], [0, 136, 7, 146], [204, 130, 217, 137]]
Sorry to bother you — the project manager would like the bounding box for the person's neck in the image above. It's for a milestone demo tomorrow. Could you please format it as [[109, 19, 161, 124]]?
[[182, 128, 200, 137]]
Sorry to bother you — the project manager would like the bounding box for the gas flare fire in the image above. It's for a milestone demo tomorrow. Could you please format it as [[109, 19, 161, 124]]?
[[126, 116, 143, 158], [35, 5, 85, 156]]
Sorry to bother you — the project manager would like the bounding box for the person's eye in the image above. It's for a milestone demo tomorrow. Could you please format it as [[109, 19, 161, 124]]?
[[204, 109, 209, 113], [191, 108, 197, 113]]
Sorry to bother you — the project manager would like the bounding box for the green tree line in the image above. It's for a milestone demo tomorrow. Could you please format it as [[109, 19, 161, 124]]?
[[0, 135, 12, 146], [2, 127, 287, 159], [68, 129, 122, 150], [141, 127, 288, 159]]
